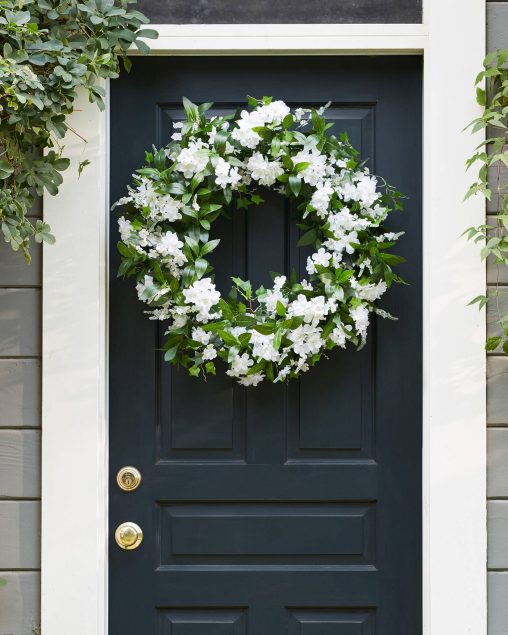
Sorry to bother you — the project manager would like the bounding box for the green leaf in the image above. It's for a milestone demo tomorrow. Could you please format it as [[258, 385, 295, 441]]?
[[182, 96, 199, 121], [476, 87, 486, 106], [194, 257, 208, 278], [218, 330, 239, 346], [200, 238, 220, 256], [184, 235, 199, 256], [288, 175, 302, 197], [297, 228, 317, 247], [137, 28, 159, 39], [0, 160, 14, 179], [486, 336, 502, 351], [282, 113, 294, 129], [276, 300, 286, 316], [164, 345, 179, 362]]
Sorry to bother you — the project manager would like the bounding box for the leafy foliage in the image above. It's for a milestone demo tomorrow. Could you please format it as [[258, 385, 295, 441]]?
[[464, 49, 508, 352], [0, 0, 156, 261]]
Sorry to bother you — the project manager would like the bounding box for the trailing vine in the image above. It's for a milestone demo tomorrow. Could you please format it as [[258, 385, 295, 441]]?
[[465, 49, 508, 352], [0, 0, 156, 261]]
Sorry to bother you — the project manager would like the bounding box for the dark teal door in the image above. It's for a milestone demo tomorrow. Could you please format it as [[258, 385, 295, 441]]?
[[109, 56, 422, 635]]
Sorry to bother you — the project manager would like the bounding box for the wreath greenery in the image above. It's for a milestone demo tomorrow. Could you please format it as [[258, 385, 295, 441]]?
[[115, 96, 405, 386]]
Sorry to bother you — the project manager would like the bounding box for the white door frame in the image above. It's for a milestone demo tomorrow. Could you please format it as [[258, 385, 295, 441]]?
[[41, 2, 487, 634]]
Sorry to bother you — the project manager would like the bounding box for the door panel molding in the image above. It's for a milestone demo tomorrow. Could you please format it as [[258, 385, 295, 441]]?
[[42, 2, 487, 635]]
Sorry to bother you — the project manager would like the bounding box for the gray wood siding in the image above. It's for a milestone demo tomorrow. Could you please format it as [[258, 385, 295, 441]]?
[[0, 210, 41, 634], [487, 5, 508, 633]]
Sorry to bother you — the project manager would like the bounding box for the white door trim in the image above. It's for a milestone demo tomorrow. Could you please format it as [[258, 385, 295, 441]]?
[[42, 4, 487, 634]]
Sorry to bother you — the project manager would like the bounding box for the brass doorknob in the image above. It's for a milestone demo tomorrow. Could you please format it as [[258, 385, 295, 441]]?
[[115, 522, 143, 550], [116, 466, 142, 491]]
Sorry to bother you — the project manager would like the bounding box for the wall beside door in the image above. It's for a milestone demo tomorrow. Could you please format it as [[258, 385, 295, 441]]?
[[0, 199, 42, 635]]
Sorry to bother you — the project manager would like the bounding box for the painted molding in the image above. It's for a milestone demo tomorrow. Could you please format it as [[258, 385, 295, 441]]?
[[41, 3, 486, 634], [138, 23, 427, 55], [42, 85, 108, 635]]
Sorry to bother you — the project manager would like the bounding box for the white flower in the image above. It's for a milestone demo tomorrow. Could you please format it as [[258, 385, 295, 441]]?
[[226, 353, 254, 378], [306, 248, 331, 275], [357, 281, 387, 302], [192, 327, 210, 345], [168, 314, 188, 330], [136, 275, 156, 301], [148, 306, 172, 321], [294, 357, 310, 373], [369, 204, 388, 219], [157, 196, 183, 222], [288, 323, 324, 356], [207, 126, 218, 145], [338, 180, 359, 202], [175, 140, 209, 178], [171, 132, 182, 141], [292, 144, 328, 186], [310, 182, 334, 218], [293, 107, 308, 122], [202, 344, 217, 360], [250, 331, 280, 362], [239, 372, 265, 387], [274, 365, 291, 382], [376, 231, 404, 242], [153, 231, 186, 265], [273, 275, 286, 290], [118, 216, 133, 242], [350, 304, 370, 337], [214, 157, 242, 190], [330, 326, 347, 348], [246, 153, 284, 186], [258, 100, 290, 124], [231, 109, 265, 148], [356, 173, 380, 207], [134, 178, 159, 207], [288, 294, 329, 325], [173, 121, 184, 129], [183, 278, 221, 322]]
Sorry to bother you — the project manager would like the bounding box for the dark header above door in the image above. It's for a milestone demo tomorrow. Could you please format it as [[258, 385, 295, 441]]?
[[137, 0, 422, 24]]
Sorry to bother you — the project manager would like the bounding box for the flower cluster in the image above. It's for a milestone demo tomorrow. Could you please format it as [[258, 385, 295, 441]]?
[[114, 96, 405, 386]]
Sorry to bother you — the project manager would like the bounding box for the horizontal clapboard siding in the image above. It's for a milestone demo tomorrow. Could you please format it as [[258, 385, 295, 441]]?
[[0, 204, 42, 633], [0, 430, 41, 498], [0, 359, 41, 428], [0, 501, 41, 569], [0, 289, 41, 357], [0, 572, 40, 635]]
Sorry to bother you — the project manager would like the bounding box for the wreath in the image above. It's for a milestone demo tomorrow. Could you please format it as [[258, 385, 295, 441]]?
[[114, 96, 405, 386]]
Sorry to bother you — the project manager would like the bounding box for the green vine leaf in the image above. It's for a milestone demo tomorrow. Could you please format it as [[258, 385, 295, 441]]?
[[465, 48, 508, 354]]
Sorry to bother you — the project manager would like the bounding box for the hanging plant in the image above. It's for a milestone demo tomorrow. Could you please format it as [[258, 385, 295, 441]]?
[[0, 0, 157, 261], [115, 96, 405, 386]]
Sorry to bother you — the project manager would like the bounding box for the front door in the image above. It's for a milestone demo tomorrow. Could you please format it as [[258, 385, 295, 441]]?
[[109, 56, 422, 635]]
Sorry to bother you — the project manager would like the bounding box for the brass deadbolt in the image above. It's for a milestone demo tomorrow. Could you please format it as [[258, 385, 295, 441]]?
[[115, 522, 143, 550], [116, 466, 142, 491]]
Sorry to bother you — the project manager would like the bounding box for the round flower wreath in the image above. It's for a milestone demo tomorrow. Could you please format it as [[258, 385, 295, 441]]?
[[114, 96, 405, 387]]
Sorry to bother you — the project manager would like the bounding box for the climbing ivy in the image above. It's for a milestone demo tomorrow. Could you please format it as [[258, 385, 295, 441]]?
[[465, 49, 508, 352], [0, 0, 156, 261]]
